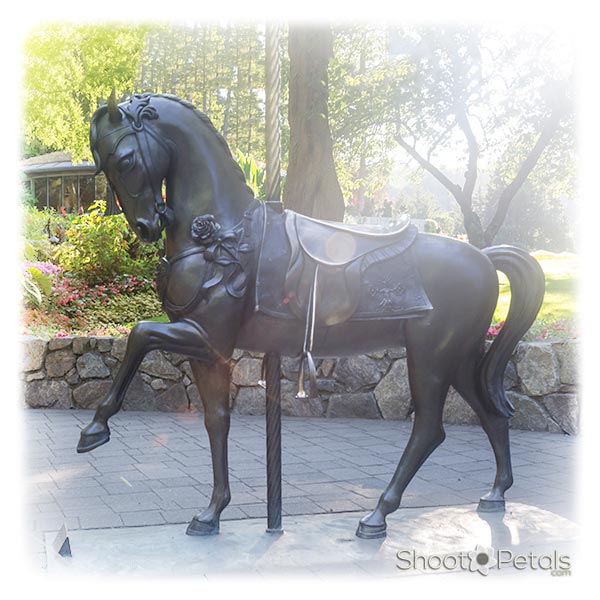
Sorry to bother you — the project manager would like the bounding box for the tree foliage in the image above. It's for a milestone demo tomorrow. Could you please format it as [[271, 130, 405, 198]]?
[[388, 26, 574, 247], [329, 26, 405, 214], [23, 23, 150, 160], [137, 24, 268, 161], [21, 23, 576, 250]]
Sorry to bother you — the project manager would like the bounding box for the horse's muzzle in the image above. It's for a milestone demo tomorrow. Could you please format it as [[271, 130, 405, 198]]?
[[135, 216, 163, 243]]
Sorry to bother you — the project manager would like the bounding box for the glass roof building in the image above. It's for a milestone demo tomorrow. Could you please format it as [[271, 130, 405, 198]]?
[[21, 152, 119, 214]]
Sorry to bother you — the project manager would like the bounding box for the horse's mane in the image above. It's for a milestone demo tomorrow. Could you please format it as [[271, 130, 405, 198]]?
[[90, 93, 254, 198]]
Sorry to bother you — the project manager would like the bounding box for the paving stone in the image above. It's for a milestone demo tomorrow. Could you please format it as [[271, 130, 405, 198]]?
[[313, 498, 363, 513], [160, 509, 196, 524], [33, 514, 80, 532], [102, 492, 161, 513], [240, 503, 267, 518], [283, 499, 324, 516], [121, 511, 166, 527], [78, 511, 124, 529], [24, 409, 577, 542]]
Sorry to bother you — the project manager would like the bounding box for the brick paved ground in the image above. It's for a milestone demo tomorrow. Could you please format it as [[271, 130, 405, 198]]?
[[23, 409, 578, 569]]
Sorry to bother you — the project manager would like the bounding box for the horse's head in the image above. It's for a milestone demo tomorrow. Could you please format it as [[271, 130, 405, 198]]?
[[90, 92, 172, 243]]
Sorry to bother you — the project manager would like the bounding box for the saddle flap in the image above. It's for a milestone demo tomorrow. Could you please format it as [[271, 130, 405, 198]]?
[[284, 254, 362, 326]]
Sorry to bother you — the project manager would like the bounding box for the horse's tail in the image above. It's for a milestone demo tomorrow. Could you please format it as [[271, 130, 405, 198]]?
[[478, 246, 545, 418]]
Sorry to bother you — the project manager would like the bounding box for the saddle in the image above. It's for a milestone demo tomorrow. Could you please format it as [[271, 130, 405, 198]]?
[[283, 211, 416, 327], [254, 203, 432, 397]]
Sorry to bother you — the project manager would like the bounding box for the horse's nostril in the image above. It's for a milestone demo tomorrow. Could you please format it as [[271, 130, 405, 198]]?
[[136, 221, 151, 241]]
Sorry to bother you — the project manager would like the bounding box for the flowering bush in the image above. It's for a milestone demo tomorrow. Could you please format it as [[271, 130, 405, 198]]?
[[42, 268, 157, 318], [22, 257, 163, 337], [20, 202, 166, 337], [486, 321, 505, 339], [53, 201, 162, 286]]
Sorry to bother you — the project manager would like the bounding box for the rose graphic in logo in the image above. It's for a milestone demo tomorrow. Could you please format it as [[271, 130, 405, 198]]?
[[468, 545, 497, 576]]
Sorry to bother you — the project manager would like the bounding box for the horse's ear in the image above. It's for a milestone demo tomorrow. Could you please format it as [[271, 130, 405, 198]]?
[[108, 88, 122, 123]]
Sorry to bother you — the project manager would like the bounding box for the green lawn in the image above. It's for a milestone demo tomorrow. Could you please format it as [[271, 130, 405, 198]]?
[[494, 251, 578, 335]]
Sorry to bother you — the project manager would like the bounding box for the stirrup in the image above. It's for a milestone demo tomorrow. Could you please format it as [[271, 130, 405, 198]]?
[[296, 352, 318, 399], [258, 356, 267, 389]]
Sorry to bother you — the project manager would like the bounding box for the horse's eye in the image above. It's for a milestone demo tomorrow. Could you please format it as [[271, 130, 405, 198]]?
[[117, 153, 135, 173]]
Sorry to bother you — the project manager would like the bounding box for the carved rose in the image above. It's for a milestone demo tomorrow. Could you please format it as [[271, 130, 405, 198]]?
[[191, 215, 221, 243]]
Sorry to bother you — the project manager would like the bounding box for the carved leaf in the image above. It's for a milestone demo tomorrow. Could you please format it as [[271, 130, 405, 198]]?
[[202, 272, 224, 290]]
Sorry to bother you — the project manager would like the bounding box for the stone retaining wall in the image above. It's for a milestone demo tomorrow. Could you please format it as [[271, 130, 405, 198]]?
[[20, 336, 579, 434]]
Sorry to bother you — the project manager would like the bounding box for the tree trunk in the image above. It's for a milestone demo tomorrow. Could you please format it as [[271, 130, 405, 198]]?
[[283, 25, 344, 221]]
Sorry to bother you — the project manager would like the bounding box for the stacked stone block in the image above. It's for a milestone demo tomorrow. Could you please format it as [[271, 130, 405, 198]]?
[[21, 336, 578, 434]]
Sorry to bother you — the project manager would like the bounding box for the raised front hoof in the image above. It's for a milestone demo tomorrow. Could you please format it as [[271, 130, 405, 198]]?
[[355, 521, 387, 540], [477, 498, 506, 513], [77, 423, 110, 454], [186, 517, 220, 536]]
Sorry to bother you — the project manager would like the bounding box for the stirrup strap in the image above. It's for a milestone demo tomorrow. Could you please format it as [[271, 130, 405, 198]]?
[[296, 264, 319, 399]]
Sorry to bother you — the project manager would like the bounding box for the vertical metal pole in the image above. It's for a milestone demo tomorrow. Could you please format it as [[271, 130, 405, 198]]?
[[265, 23, 282, 203], [264, 23, 283, 534], [265, 352, 282, 533]]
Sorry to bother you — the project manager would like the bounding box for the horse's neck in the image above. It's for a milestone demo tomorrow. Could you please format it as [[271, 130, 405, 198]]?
[[157, 103, 257, 257], [164, 145, 254, 258]]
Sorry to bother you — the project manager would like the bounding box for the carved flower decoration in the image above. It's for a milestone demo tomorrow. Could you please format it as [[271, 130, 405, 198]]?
[[191, 215, 221, 244]]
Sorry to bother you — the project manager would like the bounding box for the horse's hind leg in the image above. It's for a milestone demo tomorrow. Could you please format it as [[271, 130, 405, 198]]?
[[186, 359, 231, 536], [356, 352, 450, 539], [452, 359, 513, 512]]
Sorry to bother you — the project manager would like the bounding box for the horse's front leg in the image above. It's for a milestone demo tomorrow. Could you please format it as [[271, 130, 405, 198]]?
[[77, 320, 218, 453], [186, 359, 231, 536]]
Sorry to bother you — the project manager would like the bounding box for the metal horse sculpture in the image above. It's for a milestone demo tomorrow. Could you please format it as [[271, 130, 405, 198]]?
[[78, 93, 545, 540]]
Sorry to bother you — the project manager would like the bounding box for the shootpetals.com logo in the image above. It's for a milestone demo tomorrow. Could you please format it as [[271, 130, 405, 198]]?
[[397, 545, 571, 576]]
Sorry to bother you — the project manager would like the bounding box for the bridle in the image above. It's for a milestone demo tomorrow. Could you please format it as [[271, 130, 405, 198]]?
[[93, 96, 174, 228]]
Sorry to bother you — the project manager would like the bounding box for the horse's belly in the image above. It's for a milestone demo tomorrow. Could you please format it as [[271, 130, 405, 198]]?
[[236, 312, 407, 357]]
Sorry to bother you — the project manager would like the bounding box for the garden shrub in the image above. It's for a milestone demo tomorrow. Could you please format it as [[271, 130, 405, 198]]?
[[83, 290, 163, 328], [21, 202, 167, 337], [54, 200, 162, 286], [21, 205, 68, 262], [21, 263, 53, 307]]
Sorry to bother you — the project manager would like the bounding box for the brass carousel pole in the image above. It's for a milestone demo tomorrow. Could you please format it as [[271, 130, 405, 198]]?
[[264, 22, 284, 535]]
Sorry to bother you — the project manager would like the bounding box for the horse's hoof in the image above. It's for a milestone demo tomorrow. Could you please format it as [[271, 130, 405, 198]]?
[[355, 521, 387, 539], [186, 517, 220, 536], [77, 423, 110, 454], [477, 498, 506, 513]]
